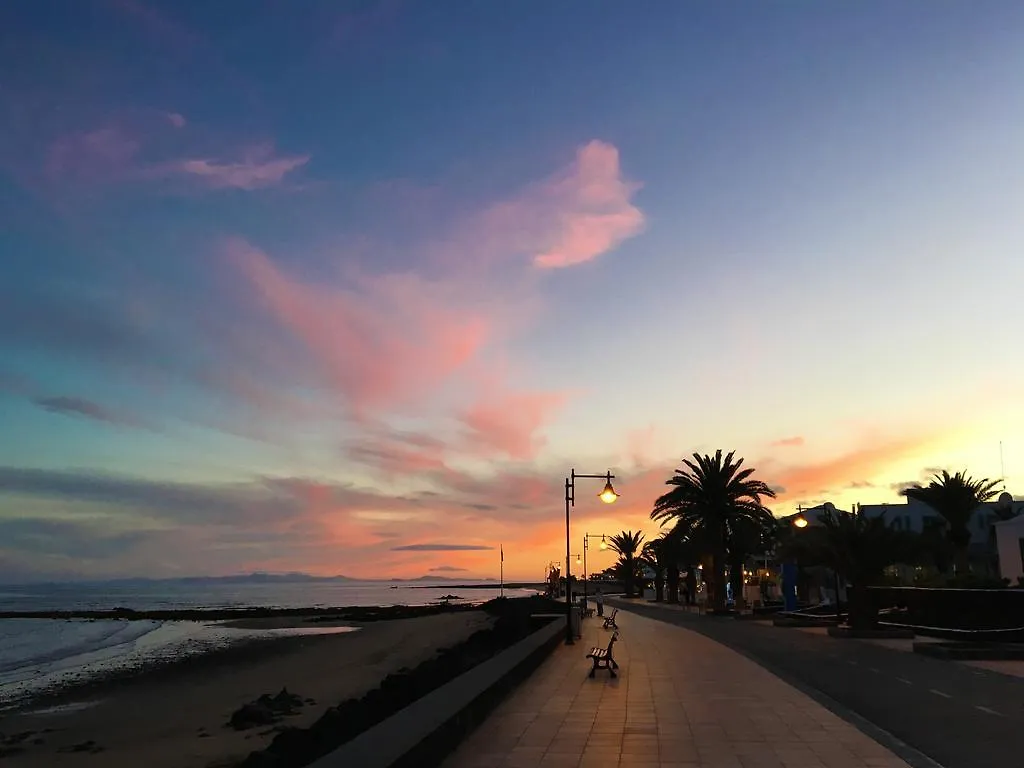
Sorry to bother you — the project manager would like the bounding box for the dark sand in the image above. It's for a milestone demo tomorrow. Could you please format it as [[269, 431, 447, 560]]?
[[0, 611, 493, 768]]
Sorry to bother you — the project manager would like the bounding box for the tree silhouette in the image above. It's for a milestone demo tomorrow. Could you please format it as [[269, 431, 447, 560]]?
[[812, 507, 920, 628], [609, 530, 645, 598], [652, 450, 775, 611], [902, 470, 1001, 576]]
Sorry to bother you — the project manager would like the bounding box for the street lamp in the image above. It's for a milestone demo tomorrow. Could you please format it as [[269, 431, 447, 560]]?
[[564, 470, 618, 645], [791, 506, 841, 623], [581, 533, 611, 614]]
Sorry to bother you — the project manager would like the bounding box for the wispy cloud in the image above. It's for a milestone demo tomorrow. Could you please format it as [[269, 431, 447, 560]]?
[[173, 145, 309, 190], [771, 436, 805, 447], [472, 140, 644, 269], [391, 543, 495, 552], [33, 395, 145, 429], [231, 238, 489, 417], [167, 112, 186, 128], [428, 565, 468, 572]]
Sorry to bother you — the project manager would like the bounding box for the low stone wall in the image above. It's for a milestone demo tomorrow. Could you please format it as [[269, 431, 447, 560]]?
[[308, 617, 564, 768]]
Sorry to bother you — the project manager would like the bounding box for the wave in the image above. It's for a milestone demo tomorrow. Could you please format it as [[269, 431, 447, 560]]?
[[0, 619, 163, 677]]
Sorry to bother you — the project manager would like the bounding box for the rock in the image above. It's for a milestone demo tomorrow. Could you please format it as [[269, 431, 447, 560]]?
[[229, 703, 277, 730], [58, 740, 101, 753], [229, 689, 306, 730]]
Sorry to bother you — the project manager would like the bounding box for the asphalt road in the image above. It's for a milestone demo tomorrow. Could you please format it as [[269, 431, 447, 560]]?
[[614, 600, 1024, 768]]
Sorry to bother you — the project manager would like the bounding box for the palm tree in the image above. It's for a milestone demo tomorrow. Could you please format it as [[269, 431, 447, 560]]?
[[642, 538, 667, 602], [652, 450, 776, 611], [609, 530, 645, 598], [813, 507, 920, 628], [902, 471, 1001, 576]]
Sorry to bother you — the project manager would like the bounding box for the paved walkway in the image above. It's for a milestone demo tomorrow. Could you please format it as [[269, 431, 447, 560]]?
[[444, 609, 911, 768], [622, 599, 1024, 768]]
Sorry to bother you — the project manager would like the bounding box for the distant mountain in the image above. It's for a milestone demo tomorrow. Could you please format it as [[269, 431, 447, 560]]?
[[69, 572, 356, 586]]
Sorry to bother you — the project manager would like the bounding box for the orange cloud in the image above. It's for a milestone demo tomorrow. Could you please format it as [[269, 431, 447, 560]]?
[[764, 436, 938, 502]]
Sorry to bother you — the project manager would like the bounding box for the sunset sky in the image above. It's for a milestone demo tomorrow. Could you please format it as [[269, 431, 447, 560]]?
[[2, 2, 1023, 582]]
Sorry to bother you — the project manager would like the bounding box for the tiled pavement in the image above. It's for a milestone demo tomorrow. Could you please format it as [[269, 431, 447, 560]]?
[[443, 609, 911, 768]]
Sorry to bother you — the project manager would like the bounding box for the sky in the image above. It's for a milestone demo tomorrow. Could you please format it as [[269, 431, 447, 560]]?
[[1, 1, 1023, 583]]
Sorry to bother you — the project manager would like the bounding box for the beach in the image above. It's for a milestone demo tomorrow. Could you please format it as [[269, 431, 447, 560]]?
[[0, 611, 493, 768]]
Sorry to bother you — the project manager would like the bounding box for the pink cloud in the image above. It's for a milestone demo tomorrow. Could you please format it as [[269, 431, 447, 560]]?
[[167, 112, 186, 128], [230, 238, 489, 417], [460, 388, 566, 459], [475, 140, 644, 269], [174, 145, 308, 190]]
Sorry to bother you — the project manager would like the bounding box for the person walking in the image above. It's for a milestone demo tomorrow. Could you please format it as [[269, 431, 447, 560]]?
[[595, 587, 604, 617]]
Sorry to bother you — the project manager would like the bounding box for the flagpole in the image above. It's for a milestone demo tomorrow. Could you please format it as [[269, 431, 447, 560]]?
[[500, 544, 504, 598]]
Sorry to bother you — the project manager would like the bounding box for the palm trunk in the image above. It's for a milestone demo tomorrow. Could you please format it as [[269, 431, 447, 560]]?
[[685, 567, 697, 605], [624, 558, 635, 597], [666, 565, 680, 603], [654, 574, 665, 602], [710, 550, 727, 612], [728, 556, 744, 611]]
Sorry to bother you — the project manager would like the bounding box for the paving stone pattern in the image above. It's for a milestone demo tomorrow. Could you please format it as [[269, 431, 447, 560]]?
[[444, 610, 910, 768]]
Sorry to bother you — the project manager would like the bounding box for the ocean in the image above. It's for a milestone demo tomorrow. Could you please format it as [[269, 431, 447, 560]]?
[[0, 579, 538, 710]]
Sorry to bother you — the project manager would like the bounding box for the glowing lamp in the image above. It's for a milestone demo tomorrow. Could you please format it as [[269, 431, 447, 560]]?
[[598, 480, 619, 504], [793, 515, 808, 529], [599, 536, 608, 550]]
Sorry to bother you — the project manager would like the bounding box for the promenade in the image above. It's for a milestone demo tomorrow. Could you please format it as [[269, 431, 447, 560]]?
[[444, 608, 911, 768]]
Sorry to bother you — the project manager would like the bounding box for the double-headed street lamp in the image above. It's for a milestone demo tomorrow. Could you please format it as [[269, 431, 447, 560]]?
[[564, 470, 619, 645]]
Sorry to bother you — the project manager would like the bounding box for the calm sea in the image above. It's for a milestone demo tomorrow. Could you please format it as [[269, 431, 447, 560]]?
[[0, 579, 534, 613], [0, 580, 538, 710]]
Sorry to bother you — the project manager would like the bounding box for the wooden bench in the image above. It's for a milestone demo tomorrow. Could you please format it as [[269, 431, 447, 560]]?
[[602, 608, 618, 629], [586, 632, 619, 677]]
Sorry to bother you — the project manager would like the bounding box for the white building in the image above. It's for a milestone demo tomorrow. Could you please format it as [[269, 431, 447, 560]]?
[[994, 515, 1024, 585], [858, 491, 1023, 548]]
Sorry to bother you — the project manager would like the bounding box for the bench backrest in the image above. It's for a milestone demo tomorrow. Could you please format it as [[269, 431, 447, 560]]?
[[609, 608, 617, 619], [605, 632, 618, 655]]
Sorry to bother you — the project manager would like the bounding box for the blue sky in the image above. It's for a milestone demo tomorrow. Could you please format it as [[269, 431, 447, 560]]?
[[1, 1, 1023, 581]]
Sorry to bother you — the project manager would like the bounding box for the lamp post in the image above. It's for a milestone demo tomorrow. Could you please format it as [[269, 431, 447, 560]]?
[[564, 470, 619, 645], [580, 533, 610, 612], [792, 507, 842, 623]]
